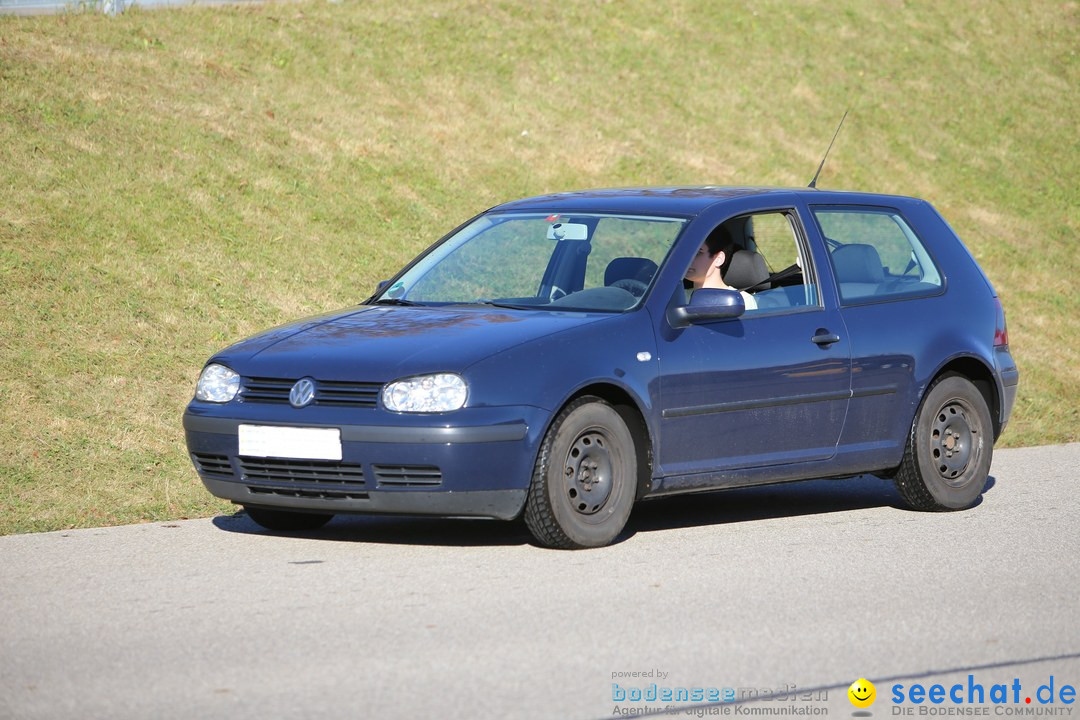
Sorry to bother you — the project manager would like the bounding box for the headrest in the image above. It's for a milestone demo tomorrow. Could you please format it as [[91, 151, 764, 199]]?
[[604, 257, 658, 286], [832, 244, 885, 284], [726, 250, 771, 292]]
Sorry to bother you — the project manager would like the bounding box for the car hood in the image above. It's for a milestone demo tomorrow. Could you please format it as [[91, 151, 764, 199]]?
[[211, 304, 609, 381]]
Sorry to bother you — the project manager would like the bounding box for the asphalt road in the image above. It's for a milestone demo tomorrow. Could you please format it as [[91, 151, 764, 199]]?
[[2, 444, 1078, 720]]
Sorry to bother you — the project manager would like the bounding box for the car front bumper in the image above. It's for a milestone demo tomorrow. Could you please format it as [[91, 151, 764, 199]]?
[[183, 405, 549, 521]]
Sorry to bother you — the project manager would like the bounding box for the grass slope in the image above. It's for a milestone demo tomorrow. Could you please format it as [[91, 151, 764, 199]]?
[[1, 0, 1077, 534]]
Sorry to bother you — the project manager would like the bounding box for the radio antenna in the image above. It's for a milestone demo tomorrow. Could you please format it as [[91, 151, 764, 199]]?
[[808, 109, 849, 189]]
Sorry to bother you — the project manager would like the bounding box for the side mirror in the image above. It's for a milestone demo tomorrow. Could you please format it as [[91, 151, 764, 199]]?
[[375, 280, 391, 293], [668, 288, 745, 328]]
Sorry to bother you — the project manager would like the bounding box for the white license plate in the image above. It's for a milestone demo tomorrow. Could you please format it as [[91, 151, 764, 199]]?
[[238, 425, 342, 461]]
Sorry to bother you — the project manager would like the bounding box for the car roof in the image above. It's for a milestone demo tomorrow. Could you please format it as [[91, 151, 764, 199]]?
[[489, 186, 923, 217]]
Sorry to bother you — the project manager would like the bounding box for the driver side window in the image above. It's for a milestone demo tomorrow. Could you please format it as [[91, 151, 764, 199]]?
[[731, 211, 818, 314]]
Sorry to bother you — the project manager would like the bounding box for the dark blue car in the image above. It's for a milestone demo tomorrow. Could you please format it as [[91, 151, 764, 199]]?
[[183, 187, 1019, 548]]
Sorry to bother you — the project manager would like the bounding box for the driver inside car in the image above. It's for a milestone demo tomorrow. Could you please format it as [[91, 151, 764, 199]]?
[[684, 225, 759, 310]]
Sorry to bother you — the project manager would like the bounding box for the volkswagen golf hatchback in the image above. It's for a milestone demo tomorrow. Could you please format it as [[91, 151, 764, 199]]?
[[184, 187, 1019, 548]]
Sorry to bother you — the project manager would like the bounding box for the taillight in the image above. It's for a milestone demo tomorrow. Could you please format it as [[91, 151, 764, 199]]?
[[993, 297, 1009, 348]]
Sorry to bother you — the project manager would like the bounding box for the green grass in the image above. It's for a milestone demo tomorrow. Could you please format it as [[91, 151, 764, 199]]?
[[1, 0, 1077, 534]]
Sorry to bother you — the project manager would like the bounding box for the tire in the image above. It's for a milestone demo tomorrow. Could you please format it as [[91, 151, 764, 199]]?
[[244, 506, 334, 531], [524, 397, 637, 549], [894, 374, 993, 511]]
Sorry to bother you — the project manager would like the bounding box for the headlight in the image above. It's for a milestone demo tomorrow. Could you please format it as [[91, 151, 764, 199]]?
[[382, 373, 467, 413], [195, 363, 240, 403]]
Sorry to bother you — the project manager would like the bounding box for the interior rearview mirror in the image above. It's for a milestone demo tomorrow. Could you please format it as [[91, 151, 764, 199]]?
[[546, 222, 589, 241]]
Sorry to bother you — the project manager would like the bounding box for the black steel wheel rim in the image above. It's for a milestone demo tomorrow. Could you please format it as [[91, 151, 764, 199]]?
[[929, 399, 980, 486], [563, 428, 614, 515]]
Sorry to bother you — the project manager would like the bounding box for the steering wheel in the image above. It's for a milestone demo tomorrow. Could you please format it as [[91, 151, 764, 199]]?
[[610, 279, 648, 297], [549, 286, 568, 301]]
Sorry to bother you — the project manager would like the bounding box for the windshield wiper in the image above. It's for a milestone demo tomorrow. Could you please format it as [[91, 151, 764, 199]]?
[[372, 298, 423, 306], [468, 299, 540, 310]]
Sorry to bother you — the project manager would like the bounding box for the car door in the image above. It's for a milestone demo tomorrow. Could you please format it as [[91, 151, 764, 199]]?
[[654, 205, 852, 481], [808, 199, 948, 473]]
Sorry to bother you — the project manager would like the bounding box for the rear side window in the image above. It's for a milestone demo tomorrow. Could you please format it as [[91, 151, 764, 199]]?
[[812, 206, 942, 304]]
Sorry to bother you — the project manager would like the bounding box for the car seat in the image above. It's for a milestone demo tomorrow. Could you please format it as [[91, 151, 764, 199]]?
[[831, 243, 884, 299], [604, 257, 658, 296], [725, 250, 771, 292]]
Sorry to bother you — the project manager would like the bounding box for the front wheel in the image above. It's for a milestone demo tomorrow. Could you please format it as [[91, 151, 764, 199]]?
[[244, 506, 334, 531], [894, 374, 993, 511], [524, 397, 637, 549]]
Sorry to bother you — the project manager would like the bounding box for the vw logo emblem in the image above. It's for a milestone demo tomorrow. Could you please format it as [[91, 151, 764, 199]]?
[[289, 378, 316, 408]]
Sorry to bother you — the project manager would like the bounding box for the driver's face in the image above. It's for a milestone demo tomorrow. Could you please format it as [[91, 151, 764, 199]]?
[[685, 243, 720, 285]]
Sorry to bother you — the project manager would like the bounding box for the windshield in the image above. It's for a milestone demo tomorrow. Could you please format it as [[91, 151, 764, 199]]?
[[376, 212, 687, 312]]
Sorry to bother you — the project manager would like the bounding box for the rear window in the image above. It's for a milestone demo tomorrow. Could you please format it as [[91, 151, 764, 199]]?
[[812, 206, 943, 304]]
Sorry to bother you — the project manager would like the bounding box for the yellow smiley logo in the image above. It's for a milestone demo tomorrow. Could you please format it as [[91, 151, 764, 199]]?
[[848, 678, 876, 708]]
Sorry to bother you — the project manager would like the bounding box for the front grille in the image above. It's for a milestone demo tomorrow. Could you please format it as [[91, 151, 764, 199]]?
[[240, 377, 294, 403], [373, 464, 443, 488], [315, 380, 383, 407], [246, 486, 370, 501], [241, 377, 382, 407], [192, 453, 233, 479], [239, 457, 366, 485], [239, 457, 368, 501]]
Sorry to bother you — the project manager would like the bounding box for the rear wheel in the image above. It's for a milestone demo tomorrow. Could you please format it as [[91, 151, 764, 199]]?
[[244, 506, 334, 531], [894, 374, 993, 510], [524, 397, 637, 549]]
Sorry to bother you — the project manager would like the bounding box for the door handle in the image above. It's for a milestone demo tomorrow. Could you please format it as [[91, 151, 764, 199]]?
[[812, 329, 841, 346]]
